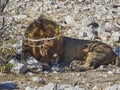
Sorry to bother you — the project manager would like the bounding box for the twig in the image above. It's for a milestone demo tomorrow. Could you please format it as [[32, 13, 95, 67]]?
[[0, 0, 9, 13], [0, 17, 5, 30], [24, 35, 61, 42]]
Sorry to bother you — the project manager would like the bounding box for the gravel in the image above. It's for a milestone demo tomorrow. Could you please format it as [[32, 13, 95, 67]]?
[[0, 0, 120, 89]]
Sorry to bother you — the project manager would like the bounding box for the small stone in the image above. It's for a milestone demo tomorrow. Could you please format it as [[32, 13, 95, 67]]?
[[51, 65, 61, 72], [9, 58, 18, 64], [11, 63, 24, 74], [12, 15, 27, 22], [111, 32, 120, 42], [76, 73, 81, 76], [39, 78, 46, 84], [113, 5, 120, 8], [32, 77, 46, 84], [55, 77, 60, 80], [105, 22, 114, 30], [88, 22, 99, 28], [19, 65, 27, 74], [102, 74, 108, 78], [108, 71, 113, 75], [27, 72, 34, 76], [86, 83, 90, 87], [25, 86, 35, 90], [23, 57, 42, 73], [64, 15, 76, 26], [98, 65, 107, 71], [44, 83, 58, 90], [32, 77, 40, 82], [115, 68, 120, 74], [51, 1, 56, 5], [92, 85, 99, 90]]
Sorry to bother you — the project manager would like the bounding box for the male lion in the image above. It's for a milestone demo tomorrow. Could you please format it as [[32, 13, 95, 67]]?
[[22, 17, 116, 71]]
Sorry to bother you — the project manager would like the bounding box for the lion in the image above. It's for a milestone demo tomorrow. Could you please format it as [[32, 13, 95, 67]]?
[[22, 17, 117, 71]]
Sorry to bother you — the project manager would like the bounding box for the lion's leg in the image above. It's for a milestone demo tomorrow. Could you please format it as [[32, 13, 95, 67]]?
[[83, 51, 107, 71], [69, 52, 95, 71], [78, 52, 95, 71], [70, 52, 102, 71], [70, 60, 85, 71]]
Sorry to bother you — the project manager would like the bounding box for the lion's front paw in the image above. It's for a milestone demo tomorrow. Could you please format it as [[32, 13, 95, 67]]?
[[69, 60, 86, 71]]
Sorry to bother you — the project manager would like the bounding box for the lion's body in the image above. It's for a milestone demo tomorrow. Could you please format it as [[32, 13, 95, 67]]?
[[61, 37, 116, 71]]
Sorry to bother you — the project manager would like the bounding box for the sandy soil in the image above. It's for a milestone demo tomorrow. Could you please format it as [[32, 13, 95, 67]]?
[[0, 65, 120, 90]]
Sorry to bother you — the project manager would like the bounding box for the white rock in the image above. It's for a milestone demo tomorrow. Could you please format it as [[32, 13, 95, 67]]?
[[108, 71, 113, 75], [106, 15, 113, 20], [43, 83, 58, 90], [80, 15, 93, 26], [22, 59, 42, 73], [92, 85, 99, 90], [27, 72, 34, 76], [59, 84, 85, 90], [79, 27, 94, 40], [115, 22, 120, 28], [111, 32, 120, 42], [10, 62, 24, 74], [26, 57, 42, 69], [32, 77, 40, 82], [102, 74, 108, 78], [9, 58, 18, 64], [98, 31, 111, 42], [105, 22, 115, 30], [32, 77, 45, 84], [13, 15, 27, 22], [105, 85, 120, 90], [51, 65, 61, 72], [25, 86, 36, 90], [36, 87, 43, 90], [37, 83, 85, 90], [64, 15, 77, 26], [115, 68, 120, 74], [98, 65, 107, 71]]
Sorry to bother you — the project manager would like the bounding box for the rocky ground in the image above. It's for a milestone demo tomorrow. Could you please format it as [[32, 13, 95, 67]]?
[[1, 64, 120, 90], [0, 0, 120, 90]]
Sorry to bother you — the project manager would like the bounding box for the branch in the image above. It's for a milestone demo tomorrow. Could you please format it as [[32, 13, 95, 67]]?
[[0, 0, 9, 13]]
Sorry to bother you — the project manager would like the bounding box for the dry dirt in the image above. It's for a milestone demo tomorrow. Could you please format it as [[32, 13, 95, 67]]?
[[0, 65, 120, 90]]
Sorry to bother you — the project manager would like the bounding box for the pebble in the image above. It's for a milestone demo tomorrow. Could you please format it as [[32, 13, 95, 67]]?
[[32, 77, 40, 82], [115, 68, 120, 74], [64, 15, 76, 26], [25, 86, 36, 90], [27, 72, 34, 76], [10, 63, 24, 74], [111, 32, 120, 42], [98, 65, 107, 71], [32, 77, 46, 84], [88, 22, 99, 28], [92, 85, 99, 90], [51, 65, 61, 72]]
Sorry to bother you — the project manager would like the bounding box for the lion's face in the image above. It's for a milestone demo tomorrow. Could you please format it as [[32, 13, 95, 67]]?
[[22, 17, 62, 64]]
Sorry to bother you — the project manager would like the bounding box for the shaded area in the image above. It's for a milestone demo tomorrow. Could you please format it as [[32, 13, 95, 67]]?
[[0, 82, 19, 90]]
